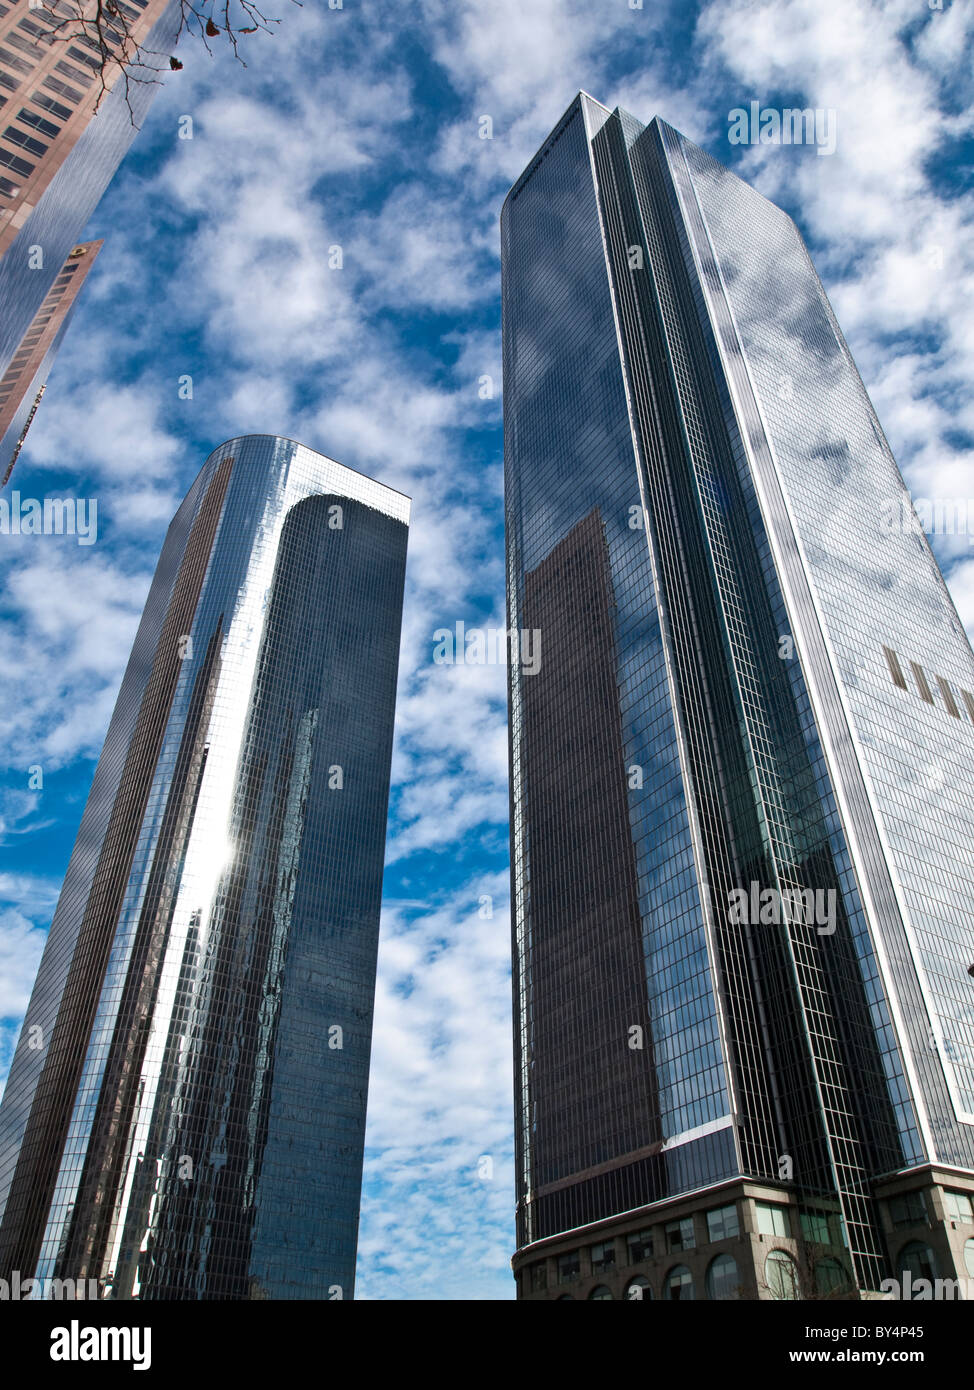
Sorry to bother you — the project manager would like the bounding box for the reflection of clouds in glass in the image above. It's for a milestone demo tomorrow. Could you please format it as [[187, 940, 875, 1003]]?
[[683, 129, 974, 1130]]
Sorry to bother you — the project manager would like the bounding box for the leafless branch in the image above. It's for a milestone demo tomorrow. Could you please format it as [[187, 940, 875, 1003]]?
[[21, 0, 301, 123]]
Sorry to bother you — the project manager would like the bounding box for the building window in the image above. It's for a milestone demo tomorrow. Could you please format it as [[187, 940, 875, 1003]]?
[[4, 125, 48, 157], [706, 1252, 741, 1300], [625, 1275, 652, 1301], [882, 645, 907, 689], [42, 75, 82, 104], [755, 1202, 790, 1237], [557, 1251, 580, 1284], [936, 676, 961, 718], [800, 1209, 830, 1244], [765, 1249, 800, 1300], [626, 1228, 653, 1262], [589, 1239, 615, 1274], [888, 1191, 927, 1228], [665, 1216, 695, 1252], [944, 1191, 973, 1225], [530, 1262, 547, 1293], [910, 661, 934, 703], [965, 1240, 974, 1280], [897, 1242, 937, 1284], [55, 59, 94, 88], [0, 46, 35, 76], [16, 16, 52, 40], [588, 1284, 613, 1300], [67, 45, 101, 73], [706, 1203, 739, 1242], [815, 1258, 850, 1296], [0, 147, 33, 178], [30, 89, 72, 121], [663, 1265, 694, 1300], [17, 107, 59, 139]]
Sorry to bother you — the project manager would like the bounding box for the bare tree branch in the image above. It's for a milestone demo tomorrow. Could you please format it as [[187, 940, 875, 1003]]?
[[21, 0, 301, 123]]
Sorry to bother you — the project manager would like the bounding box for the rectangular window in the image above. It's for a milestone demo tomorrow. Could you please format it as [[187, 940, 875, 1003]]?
[[706, 1203, 739, 1242], [42, 75, 82, 104], [888, 1191, 926, 1228], [67, 45, 101, 72], [755, 1202, 790, 1238], [17, 17, 52, 40], [18, 107, 59, 139], [665, 1216, 695, 1252], [0, 146, 33, 177], [20, 7, 59, 30], [936, 676, 960, 718], [557, 1251, 579, 1284], [944, 1191, 973, 1224], [589, 1239, 615, 1273], [911, 662, 935, 704], [31, 90, 72, 121], [4, 125, 47, 157], [626, 1228, 653, 1262], [882, 645, 907, 690], [0, 174, 19, 197], [55, 60, 93, 88], [530, 1262, 547, 1292], [0, 46, 34, 76], [800, 1210, 830, 1244], [6, 31, 45, 59]]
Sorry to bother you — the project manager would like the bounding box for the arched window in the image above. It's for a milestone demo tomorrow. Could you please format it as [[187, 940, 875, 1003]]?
[[664, 1264, 695, 1300], [588, 1284, 613, 1300], [765, 1248, 800, 1300], [706, 1252, 740, 1300], [815, 1258, 850, 1296], [897, 1241, 937, 1284], [625, 1275, 653, 1301]]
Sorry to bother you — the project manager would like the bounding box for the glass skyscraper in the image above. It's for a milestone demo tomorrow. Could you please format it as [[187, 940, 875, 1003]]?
[[503, 94, 974, 1300], [0, 435, 410, 1300]]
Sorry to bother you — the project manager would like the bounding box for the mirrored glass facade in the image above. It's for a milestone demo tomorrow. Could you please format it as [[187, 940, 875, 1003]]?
[[503, 94, 974, 1295], [0, 436, 409, 1299]]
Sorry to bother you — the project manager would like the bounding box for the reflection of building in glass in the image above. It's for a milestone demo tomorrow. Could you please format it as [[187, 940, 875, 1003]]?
[[0, 437, 409, 1300], [521, 509, 661, 1201], [503, 93, 974, 1301], [0, 0, 180, 478]]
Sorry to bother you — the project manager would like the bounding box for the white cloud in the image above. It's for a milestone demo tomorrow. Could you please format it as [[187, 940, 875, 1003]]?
[[0, 907, 46, 1019], [358, 873, 514, 1299], [0, 548, 151, 767]]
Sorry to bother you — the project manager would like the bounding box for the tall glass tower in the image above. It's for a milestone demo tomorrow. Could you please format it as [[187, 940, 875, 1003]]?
[[0, 436, 410, 1300], [503, 94, 974, 1301]]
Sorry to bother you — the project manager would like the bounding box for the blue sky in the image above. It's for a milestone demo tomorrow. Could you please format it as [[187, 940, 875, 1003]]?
[[0, 0, 972, 1300]]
